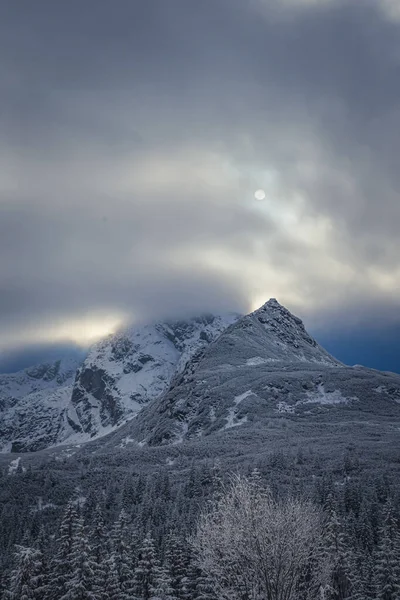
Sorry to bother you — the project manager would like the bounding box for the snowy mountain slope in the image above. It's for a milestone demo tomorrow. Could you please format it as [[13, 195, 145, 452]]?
[[0, 358, 82, 452], [0, 357, 79, 401], [202, 298, 342, 368], [69, 314, 239, 438], [124, 300, 400, 446], [2, 300, 399, 455], [0, 314, 239, 452]]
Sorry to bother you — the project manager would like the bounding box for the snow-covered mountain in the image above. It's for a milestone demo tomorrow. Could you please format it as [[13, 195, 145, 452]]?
[[0, 358, 82, 452], [123, 299, 400, 446], [70, 314, 239, 438], [0, 314, 238, 452], [2, 299, 400, 455]]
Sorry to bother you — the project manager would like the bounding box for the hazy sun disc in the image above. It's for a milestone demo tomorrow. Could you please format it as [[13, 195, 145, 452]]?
[[255, 189, 266, 200]]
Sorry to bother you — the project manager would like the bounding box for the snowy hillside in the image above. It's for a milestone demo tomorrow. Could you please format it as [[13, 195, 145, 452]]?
[[0, 358, 82, 452], [125, 300, 400, 446]]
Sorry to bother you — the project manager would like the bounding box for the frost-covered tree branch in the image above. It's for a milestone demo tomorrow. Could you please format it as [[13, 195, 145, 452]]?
[[193, 475, 327, 600]]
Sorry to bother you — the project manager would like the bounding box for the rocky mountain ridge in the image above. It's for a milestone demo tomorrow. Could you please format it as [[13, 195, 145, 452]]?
[[0, 313, 238, 451]]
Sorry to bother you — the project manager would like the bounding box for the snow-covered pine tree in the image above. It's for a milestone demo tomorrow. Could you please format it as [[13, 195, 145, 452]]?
[[110, 509, 134, 598], [195, 569, 216, 600], [121, 476, 136, 513], [347, 545, 374, 600], [104, 556, 122, 600], [150, 564, 177, 600], [374, 499, 400, 600], [322, 494, 352, 600], [4, 545, 44, 600], [164, 534, 188, 599], [181, 555, 200, 600], [35, 526, 51, 599], [90, 505, 108, 600], [134, 533, 161, 600], [60, 515, 96, 600], [49, 500, 79, 598]]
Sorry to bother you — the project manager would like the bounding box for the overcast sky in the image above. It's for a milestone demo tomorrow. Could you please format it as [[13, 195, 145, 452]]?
[[1, 0, 399, 370]]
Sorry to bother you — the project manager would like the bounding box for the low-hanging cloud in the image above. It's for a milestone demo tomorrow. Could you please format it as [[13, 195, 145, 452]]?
[[1, 0, 400, 349]]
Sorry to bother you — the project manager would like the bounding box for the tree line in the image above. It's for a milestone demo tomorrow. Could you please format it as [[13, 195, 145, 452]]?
[[2, 466, 400, 599]]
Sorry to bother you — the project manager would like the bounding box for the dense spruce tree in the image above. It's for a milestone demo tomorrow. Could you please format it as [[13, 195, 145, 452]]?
[[150, 564, 177, 600], [60, 515, 96, 600], [4, 545, 44, 600], [109, 509, 134, 598], [90, 505, 108, 600], [322, 494, 352, 600], [195, 570, 216, 600], [104, 556, 121, 600], [134, 533, 161, 600], [164, 534, 188, 599], [374, 500, 400, 600], [49, 500, 80, 599]]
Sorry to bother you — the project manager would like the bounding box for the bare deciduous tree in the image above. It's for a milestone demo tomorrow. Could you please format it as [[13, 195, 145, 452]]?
[[193, 475, 327, 600]]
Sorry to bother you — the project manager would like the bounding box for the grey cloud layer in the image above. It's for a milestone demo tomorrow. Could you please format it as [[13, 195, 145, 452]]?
[[1, 0, 400, 345]]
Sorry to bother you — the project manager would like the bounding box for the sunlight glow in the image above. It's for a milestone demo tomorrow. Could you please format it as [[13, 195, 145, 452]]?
[[254, 189, 266, 200], [0, 314, 125, 351]]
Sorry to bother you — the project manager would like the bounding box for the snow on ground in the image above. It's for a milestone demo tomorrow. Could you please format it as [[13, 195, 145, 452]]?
[[119, 436, 136, 448], [31, 498, 57, 512], [234, 390, 253, 404], [304, 384, 354, 405], [224, 390, 252, 429], [245, 357, 279, 366], [224, 409, 248, 429], [275, 384, 355, 413], [173, 421, 189, 445], [8, 457, 23, 475], [276, 401, 295, 414]]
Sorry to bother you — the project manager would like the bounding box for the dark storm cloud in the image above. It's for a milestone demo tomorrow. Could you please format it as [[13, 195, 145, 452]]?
[[1, 0, 400, 348]]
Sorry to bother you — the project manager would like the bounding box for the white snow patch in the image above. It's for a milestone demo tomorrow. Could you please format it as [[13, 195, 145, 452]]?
[[275, 384, 355, 414], [31, 498, 57, 512], [276, 401, 295, 414], [166, 457, 175, 465], [234, 390, 253, 404], [245, 356, 278, 366], [119, 436, 136, 448], [246, 356, 265, 366], [173, 421, 189, 445], [224, 390, 252, 429], [8, 457, 22, 475], [72, 495, 86, 508], [209, 407, 216, 422], [304, 384, 353, 405], [224, 409, 248, 429]]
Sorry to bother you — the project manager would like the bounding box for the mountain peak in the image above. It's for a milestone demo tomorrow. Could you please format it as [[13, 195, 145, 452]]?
[[254, 298, 300, 319], [241, 299, 341, 366], [262, 297, 282, 308]]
